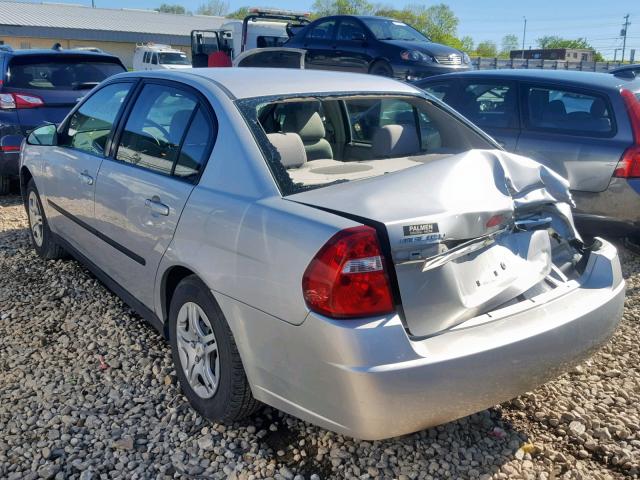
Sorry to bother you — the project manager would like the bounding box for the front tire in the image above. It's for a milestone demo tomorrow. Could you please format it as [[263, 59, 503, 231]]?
[[25, 180, 65, 259], [169, 275, 260, 422], [369, 60, 394, 77]]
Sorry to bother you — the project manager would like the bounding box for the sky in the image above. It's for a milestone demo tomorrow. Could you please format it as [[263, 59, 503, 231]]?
[[22, 0, 640, 60]]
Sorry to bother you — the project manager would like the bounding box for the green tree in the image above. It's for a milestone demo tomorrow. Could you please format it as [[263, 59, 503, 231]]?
[[226, 6, 250, 20], [475, 40, 498, 57], [312, 0, 374, 16], [460, 35, 474, 53], [196, 0, 229, 16], [155, 3, 186, 14], [500, 34, 518, 58]]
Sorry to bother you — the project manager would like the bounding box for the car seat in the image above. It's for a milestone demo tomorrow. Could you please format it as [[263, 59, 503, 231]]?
[[282, 108, 333, 161], [372, 124, 421, 158]]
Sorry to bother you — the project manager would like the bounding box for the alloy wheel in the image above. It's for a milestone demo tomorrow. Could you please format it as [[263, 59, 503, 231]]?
[[176, 301, 220, 399], [28, 191, 44, 248]]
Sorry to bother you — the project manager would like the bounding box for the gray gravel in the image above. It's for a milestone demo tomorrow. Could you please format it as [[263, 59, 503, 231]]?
[[1, 194, 639, 480]]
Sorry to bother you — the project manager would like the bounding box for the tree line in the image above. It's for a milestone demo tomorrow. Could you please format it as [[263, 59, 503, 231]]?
[[155, 0, 604, 60]]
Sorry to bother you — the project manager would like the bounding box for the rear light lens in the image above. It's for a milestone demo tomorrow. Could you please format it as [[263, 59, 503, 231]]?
[[0, 92, 44, 110], [614, 145, 640, 178], [615, 89, 640, 178], [302, 226, 395, 319], [0, 145, 20, 152]]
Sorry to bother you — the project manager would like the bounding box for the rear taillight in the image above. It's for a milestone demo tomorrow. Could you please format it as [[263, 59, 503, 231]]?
[[0, 92, 44, 110], [302, 225, 395, 319], [0, 145, 20, 152], [615, 89, 640, 178]]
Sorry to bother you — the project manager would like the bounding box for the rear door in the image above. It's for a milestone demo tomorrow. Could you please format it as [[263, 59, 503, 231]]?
[[92, 80, 215, 308], [43, 81, 134, 252], [448, 78, 521, 150], [3, 54, 126, 131], [331, 18, 372, 73], [516, 83, 628, 192], [302, 18, 339, 71]]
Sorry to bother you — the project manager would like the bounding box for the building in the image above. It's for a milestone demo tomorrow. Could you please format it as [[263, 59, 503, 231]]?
[[0, 1, 226, 68], [510, 48, 595, 62]]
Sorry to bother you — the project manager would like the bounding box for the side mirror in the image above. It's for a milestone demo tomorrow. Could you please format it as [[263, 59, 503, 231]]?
[[27, 124, 57, 146]]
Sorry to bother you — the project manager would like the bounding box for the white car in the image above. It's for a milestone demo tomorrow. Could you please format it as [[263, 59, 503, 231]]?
[[133, 44, 191, 71], [20, 68, 625, 440]]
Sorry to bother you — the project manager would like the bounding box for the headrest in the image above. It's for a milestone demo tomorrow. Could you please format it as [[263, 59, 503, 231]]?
[[372, 124, 420, 158], [266, 132, 307, 168], [590, 98, 606, 117], [283, 109, 326, 142]]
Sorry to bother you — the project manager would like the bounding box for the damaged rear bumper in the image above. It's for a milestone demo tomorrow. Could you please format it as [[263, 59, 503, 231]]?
[[216, 238, 624, 440]]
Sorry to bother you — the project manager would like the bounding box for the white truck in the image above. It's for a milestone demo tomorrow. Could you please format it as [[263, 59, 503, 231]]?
[[190, 9, 309, 68], [133, 44, 192, 71]]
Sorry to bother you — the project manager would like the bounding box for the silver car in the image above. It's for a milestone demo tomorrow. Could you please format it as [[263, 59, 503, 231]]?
[[20, 68, 625, 440]]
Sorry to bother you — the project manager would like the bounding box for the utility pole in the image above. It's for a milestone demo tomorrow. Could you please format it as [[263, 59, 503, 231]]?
[[521, 17, 527, 59], [621, 14, 630, 63]]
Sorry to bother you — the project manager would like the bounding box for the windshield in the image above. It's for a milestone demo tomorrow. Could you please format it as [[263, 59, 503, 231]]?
[[361, 18, 430, 42], [237, 94, 492, 195], [158, 52, 190, 65], [6, 57, 125, 90]]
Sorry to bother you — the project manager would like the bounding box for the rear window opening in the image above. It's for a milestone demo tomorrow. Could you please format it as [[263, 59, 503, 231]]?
[[239, 94, 494, 194], [5, 56, 125, 90]]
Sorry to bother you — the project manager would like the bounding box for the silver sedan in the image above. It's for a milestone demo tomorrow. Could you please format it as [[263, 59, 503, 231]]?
[[20, 68, 625, 440]]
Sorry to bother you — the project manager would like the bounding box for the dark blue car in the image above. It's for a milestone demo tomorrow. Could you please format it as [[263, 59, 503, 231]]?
[[285, 15, 471, 81], [0, 47, 125, 193]]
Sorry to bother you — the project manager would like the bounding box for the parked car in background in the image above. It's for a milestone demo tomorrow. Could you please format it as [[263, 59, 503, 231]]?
[[284, 15, 471, 81], [416, 70, 640, 245], [20, 68, 624, 439], [0, 47, 126, 193], [609, 63, 640, 79], [133, 44, 191, 71]]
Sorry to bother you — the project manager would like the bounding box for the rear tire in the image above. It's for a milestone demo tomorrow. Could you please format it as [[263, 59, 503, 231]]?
[[624, 236, 640, 255], [25, 180, 65, 260], [169, 275, 260, 422], [0, 176, 10, 195], [369, 61, 394, 77]]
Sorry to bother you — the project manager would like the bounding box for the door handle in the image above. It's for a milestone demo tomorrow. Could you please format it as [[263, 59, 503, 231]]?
[[79, 171, 94, 185], [145, 197, 170, 216]]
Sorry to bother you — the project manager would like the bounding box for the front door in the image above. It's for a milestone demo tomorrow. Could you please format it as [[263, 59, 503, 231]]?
[[43, 82, 134, 254], [92, 81, 215, 309]]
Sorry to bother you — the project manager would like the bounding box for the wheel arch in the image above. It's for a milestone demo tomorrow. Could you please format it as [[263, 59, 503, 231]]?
[[20, 166, 33, 203], [160, 264, 198, 334]]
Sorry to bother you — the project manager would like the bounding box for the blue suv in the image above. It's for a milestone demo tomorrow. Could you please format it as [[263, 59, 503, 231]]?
[[0, 47, 125, 193]]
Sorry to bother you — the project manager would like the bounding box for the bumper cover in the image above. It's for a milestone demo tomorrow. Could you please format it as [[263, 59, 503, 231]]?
[[216, 239, 624, 440], [391, 62, 471, 81]]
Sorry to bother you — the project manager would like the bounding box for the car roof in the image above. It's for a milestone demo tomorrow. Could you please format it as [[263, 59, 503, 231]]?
[[418, 69, 640, 91], [0, 49, 121, 60], [119, 68, 420, 100]]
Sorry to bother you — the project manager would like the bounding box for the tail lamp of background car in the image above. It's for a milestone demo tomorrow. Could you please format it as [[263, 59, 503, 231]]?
[[614, 89, 640, 179], [0, 93, 45, 110], [302, 225, 395, 319]]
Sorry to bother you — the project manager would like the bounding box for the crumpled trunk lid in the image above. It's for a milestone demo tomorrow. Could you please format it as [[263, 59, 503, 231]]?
[[289, 149, 579, 337]]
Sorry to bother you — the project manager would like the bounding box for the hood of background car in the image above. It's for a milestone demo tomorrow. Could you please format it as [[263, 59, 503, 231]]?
[[380, 39, 462, 57]]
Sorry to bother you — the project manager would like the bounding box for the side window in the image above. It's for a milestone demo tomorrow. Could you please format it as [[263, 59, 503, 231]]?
[[336, 20, 366, 41], [174, 107, 212, 181], [421, 82, 457, 103], [116, 84, 197, 175], [306, 20, 337, 41], [525, 86, 613, 135], [143, 52, 149, 63], [60, 82, 132, 156], [151, 53, 158, 65], [455, 82, 518, 129]]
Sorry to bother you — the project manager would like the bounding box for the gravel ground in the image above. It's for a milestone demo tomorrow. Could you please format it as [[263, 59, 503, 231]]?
[[1, 193, 639, 480]]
